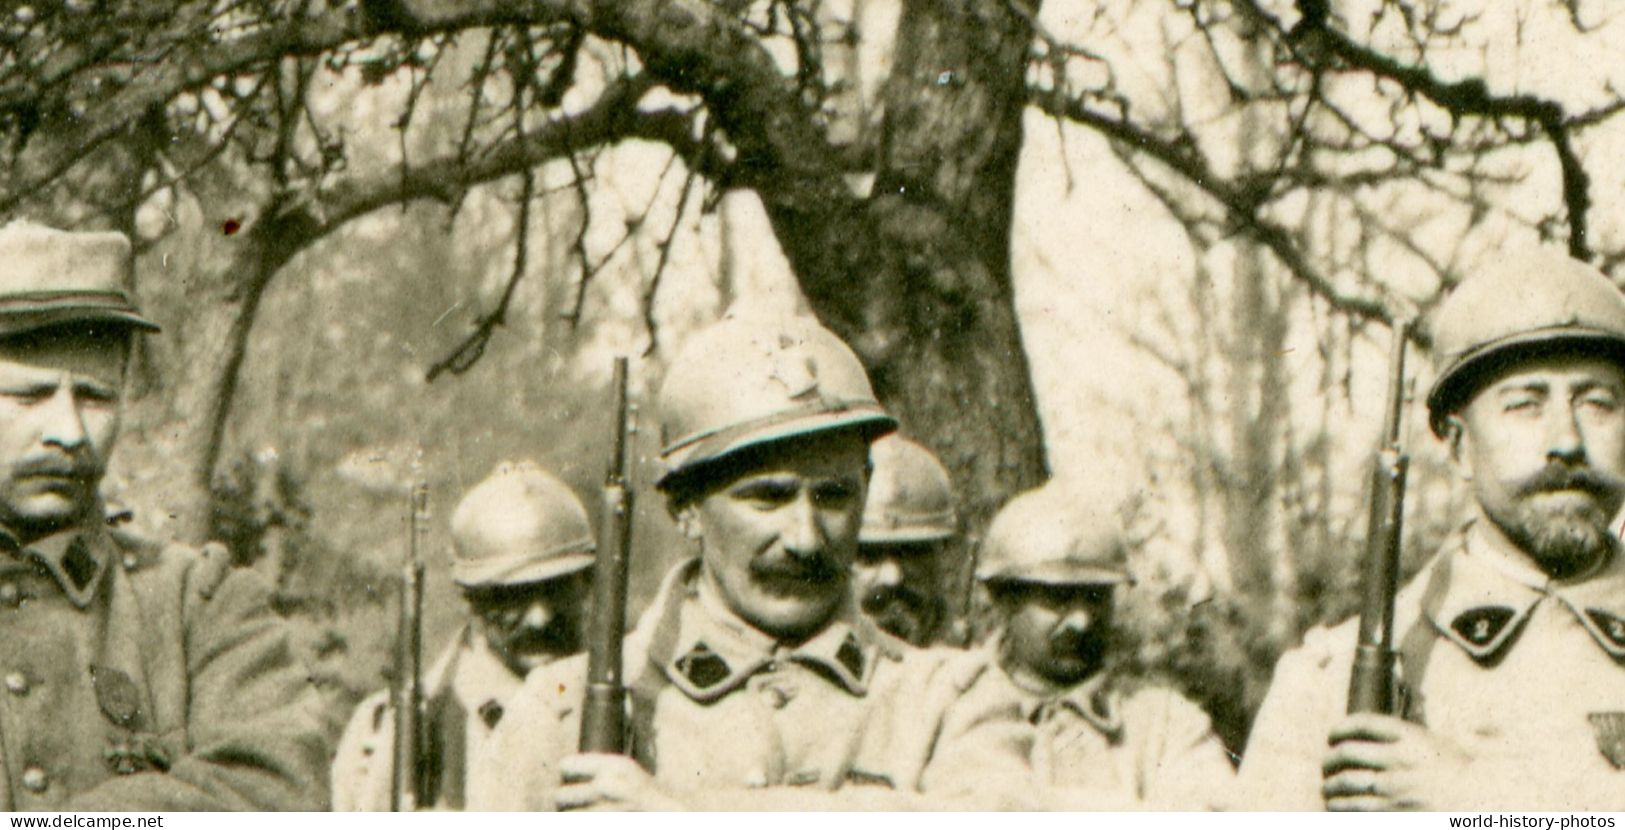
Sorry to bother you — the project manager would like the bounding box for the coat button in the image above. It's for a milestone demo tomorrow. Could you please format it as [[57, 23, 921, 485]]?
[[20, 766, 47, 793], [4, 672, 27, 695], [0, 582, 17, 606]]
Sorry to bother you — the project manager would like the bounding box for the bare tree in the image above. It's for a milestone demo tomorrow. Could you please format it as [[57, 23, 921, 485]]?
[[1, 3, 1619, 665]]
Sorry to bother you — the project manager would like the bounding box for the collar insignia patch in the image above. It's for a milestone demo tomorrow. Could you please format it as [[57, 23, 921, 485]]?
[[1584, 609, 1625, 653], [1446, 605, 1519, 659], [674, 642, 731, 690], [1588, 712, 1625, 769], [478, 700, 504, 729], [835, 633, 865, 680]]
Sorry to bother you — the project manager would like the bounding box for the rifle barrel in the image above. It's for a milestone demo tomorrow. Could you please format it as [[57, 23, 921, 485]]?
[[581, 357, 634, 753], [1348, 321, 1410, 715], [390, 480, 429, 810]]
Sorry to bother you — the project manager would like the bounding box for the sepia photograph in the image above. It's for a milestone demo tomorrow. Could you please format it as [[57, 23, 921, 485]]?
[[0, 0, 1621, 814]]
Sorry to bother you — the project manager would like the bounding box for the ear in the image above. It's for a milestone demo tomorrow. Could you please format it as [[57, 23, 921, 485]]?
[[675, 504, 703, 541], [1444, 414, 1472, 480]]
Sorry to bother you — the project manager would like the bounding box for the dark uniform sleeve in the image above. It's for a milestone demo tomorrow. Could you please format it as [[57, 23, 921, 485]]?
[[67, 559, 329, 811]]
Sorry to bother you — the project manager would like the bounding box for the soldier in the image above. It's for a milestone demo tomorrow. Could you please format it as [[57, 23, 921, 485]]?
[[0, 221, 326, 809], [854, 434, 957, 646], [474, 314, 1033, 810], [970, 483, 1234, 809], [1237, 247, 1625, 810], [331, 460, 595, 810]]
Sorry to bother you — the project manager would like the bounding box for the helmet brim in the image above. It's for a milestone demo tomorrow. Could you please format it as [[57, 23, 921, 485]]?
[[656, 407, 897, 493], [452, 549, 594, 589], [0, 308, 160, 339], [1427, 329, 1625, 436], [859, 525, 957, 544], [978, 563, 1133, 587]]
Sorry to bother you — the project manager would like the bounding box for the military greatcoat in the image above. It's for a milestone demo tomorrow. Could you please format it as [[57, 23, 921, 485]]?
[[963, 648, 1235, 810], [1237, 521, 1625, 810], [0, 522, 328, 810], [331, 626, 522, 811], [472, 559, 1035, 810]]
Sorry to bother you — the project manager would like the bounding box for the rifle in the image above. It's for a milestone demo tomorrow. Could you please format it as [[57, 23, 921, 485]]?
[[948, 532, 981, 648], [1347, 321, 1410, 715], [390, 479, 430, 810], [580, 357, 635, 753]]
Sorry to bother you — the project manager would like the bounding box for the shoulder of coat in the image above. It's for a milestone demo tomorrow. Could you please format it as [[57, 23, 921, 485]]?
[[106, 525, 166, 573], [885, 642, 992, 695], [113, 529, 237, 601], [1291, 615, 1360, 672], [349, 688, 394, 736]]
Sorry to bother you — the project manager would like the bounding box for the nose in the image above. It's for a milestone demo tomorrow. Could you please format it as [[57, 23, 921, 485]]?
[[872, 558, 903, 589], [1546, 404, 1587, 465], [40, 386, 87, 452], [516, 599, 554, 632], [781, 493, 825, 560], [1056, 607, 1094, 636]]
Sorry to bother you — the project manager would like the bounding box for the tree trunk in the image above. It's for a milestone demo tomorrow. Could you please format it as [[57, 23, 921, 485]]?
[[116, 188, 311, 544], [759, 0, 1045, 615]]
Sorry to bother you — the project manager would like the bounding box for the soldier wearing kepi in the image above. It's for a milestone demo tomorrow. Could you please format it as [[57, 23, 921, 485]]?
[[854, 434, 958, 646], [1238, 247, 1625, 810], [0, 221, 326, 809], [969, 483, 1234, 810], [475, 314, 1033, 810], [331, 460, 595, 810]]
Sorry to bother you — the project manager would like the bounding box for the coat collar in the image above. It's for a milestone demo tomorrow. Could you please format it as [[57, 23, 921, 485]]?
[[1425, 522, 1625, 662], [640, 558, 897, 703], [0, 521, 111, 609], [423, 625, 525, 729], [993, 642, 1123, 742]]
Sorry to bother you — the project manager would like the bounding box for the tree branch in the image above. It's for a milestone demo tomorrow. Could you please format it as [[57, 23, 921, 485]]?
[[1244, 0, 1614, 259], [1027, 85, 1419, 344], [2, 0, 856, 222], [311, 74, 654, 236]]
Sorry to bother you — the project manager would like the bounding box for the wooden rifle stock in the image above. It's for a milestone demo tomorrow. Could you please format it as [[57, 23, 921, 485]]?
[[390, 480, 430, 810], [1347, 321, 1410, 715], [581, 357, 634, 753]]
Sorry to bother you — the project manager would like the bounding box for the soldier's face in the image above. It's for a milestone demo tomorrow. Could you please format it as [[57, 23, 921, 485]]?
[[995, 581, 1116, 686], [852, 540, 944, 645], [1455, 355, 1625, 578], [467, 569, 591, 676], [685, 432, 869, 642], [0, 330, 125, 542]]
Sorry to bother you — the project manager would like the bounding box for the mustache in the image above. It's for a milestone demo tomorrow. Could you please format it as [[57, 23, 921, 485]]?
[[861, 585, 931, 616], [12, 453, 97, 481], [751, 553, 844, 587], [1047, 623, 1109, 655], [505, 620, 578, 656], [1514, 464, 1624, 500]]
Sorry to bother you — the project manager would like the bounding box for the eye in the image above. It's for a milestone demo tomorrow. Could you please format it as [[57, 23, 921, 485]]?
[[75, 385, 118, 405], [1501, 394, 1541, 415], [1578, 390, 1621, 414], [0, 386, 54, 404], [730, 479, 798, 507], [1032, 586, 1071, 609], [810, 479, 859, 508]]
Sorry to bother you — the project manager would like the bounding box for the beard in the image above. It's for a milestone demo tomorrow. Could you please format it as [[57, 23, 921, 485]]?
[[1040, 627, 1111, 684], [490, 616, 582, 675], [1485, 464, 1623, 579], [860, 586, 940, 646]]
